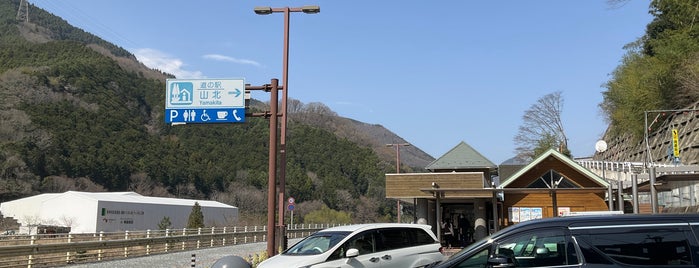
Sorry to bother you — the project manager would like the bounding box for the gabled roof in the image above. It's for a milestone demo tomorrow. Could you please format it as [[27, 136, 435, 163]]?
[[425, 141, 496, 171], [499, 149, 609, 188]]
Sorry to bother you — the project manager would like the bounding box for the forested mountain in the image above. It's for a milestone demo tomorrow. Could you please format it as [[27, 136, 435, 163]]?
[[601, 0, 699, 141], [0, 0, 434, 224]]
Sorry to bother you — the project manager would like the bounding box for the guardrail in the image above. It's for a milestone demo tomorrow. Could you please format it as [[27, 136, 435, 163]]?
[[0, 224, 334, 268]]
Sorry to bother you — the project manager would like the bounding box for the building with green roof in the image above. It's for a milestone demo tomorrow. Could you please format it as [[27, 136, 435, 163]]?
[[386, 143, 612, 247]]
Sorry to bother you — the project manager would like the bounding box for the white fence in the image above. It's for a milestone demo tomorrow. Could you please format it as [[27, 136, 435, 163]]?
[[0, 224, 335, 268]]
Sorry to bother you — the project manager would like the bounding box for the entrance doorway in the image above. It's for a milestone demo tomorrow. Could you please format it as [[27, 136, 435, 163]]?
[[441, 203, 475, 247]]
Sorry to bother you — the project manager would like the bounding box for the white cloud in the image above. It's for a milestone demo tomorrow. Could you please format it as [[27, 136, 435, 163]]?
[[203, 54, 262, 67], [133, 48, 204, 79]]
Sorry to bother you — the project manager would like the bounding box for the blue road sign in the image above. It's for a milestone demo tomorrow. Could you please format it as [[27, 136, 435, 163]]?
[[165, 79, 245, 124], [166, 108, 245, 123]]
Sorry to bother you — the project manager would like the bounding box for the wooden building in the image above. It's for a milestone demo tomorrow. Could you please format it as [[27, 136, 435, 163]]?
[[386, 142, 498, 245], [499, 149, 610, 225], [385, 143, 610, 246]]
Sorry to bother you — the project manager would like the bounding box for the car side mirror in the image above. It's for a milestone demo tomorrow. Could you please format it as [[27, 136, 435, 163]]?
[[346, 248, 360, 258], [535, 247, 550, 255]]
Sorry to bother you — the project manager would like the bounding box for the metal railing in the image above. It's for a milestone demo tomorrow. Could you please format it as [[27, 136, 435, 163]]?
[[0, 224, 335, 268]]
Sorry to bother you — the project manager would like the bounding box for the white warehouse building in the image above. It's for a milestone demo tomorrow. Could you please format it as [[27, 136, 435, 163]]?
[[0, 191, 238, 234]]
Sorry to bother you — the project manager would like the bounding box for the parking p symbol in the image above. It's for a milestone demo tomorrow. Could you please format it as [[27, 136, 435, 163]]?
[[169, 110, 179, 122]]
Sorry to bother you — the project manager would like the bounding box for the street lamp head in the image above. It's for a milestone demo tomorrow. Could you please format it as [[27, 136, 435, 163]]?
[[301, 5, 320, 14], [386, 143, 410, 147], [255, 6, 320, 15], [595, 140, 608, 153], [254, 6, 273, 15]]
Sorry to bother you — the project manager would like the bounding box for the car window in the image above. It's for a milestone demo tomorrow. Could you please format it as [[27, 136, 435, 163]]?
[[376, 227, 437, 252], [284, 231, 349, 256], [445, 228, 577, 268], [573, 225, 693, 266], [377, 228, 404, 251], [414, 227, 439, 244], [327, 230, 376, 261], [453, 247, 489, 268], [495, 228, 577, 267], [447, 238, 489, 261]]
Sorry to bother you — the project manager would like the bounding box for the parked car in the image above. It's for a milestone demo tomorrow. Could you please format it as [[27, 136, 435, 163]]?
[[428, 213, 699, 267], [257, 223, 445, 268]]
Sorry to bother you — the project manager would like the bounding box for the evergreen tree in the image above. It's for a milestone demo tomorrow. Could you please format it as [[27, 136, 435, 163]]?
[[187, 202, 204, 229], [157, 216, 172, 230]]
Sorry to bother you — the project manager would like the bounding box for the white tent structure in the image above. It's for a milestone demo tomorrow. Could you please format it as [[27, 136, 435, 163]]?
[[0, 191, 238, 234]]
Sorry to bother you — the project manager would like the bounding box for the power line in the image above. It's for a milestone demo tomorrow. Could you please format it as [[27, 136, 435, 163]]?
[[30, 0, 140, 49]]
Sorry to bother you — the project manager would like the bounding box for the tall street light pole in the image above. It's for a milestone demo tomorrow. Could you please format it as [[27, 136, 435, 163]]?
[[254, 5, 319, 256], [387, 143, 410, 222], [595, 140, 612, 211]]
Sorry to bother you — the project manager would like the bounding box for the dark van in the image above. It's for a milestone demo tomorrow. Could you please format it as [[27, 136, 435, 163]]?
[[429, 213, 699, 267]]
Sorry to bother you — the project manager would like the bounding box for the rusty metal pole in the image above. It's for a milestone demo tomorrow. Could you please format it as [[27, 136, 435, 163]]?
[[277, 7, 290, 252], [387, 143, 409, 222], [266, 79, 279, 256], [255, 6, 319, 251], [395, 145, 400, 222]]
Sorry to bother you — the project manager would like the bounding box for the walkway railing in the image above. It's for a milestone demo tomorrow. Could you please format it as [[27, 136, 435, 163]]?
[[0, 224, 335, 268], [577, 160, 699, 183], [577, 160, 699, 210]]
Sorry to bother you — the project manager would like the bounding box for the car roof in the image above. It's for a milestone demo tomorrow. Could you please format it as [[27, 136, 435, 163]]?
[[317, 223, 433, 233], [434, 214, 699, 268], [493, 213, 699, 239]]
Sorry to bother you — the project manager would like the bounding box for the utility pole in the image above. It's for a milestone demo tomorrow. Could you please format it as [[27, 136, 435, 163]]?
[[245, 80, 282, 256], [387, 143, 410, 222]]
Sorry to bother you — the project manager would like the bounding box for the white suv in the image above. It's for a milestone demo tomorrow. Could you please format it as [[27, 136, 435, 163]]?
[[258, 223, 445, 268]]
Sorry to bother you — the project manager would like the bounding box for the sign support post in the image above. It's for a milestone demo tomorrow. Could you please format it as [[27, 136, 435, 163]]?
[[168, 79, 283, 256]]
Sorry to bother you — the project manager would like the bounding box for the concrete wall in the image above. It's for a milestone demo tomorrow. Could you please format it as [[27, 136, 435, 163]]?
[[96, 201, 237, 232]]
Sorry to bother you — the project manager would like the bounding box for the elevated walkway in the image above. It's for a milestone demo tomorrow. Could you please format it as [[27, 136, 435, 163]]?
[[577, 160, 699, 209]]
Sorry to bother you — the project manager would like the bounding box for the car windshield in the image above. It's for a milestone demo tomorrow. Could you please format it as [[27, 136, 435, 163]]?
[[283, 231, 351, 255]]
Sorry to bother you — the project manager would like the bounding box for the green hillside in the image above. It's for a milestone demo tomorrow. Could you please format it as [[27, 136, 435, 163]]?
[[0, 0, 400, 224], [601, 0, 699, 141]]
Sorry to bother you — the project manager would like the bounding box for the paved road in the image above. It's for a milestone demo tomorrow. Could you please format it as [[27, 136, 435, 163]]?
[[63, 242, 270, 268]]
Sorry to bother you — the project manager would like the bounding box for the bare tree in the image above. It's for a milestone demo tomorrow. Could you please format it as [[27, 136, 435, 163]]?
[[59, 215, 78, 230], [302, 102, 338, 116], [213, 182, 267, 215], [0, 152, 35, 197], [334, 189, 355, 212], [295, 200, 325, 223], [513, 91, 569, 160], [287, 98, 304, 113], [128, 173, 170, 197], [353, 196, 380, 224]]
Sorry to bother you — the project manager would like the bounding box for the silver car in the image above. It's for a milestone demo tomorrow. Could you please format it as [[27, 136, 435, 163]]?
[[258, 223, 445, 268]]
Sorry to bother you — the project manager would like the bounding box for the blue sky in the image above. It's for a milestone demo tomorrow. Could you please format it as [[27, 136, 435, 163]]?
[[30, 1, 654, 164]]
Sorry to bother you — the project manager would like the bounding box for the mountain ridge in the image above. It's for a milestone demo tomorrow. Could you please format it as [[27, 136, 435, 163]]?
[[0, 0, 433, 223], [11, 0, 435, 170]]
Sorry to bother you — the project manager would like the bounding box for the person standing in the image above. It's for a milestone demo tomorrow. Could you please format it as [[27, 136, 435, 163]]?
[[441, 218, 454, 247], [457, 214, 471, 246]]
